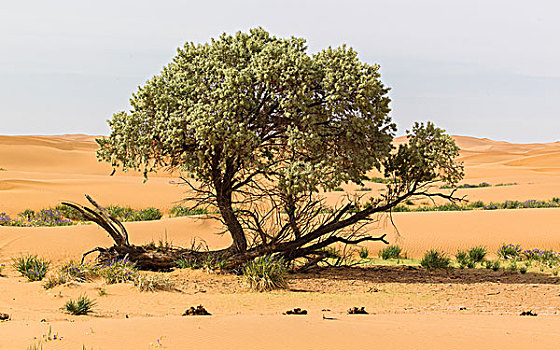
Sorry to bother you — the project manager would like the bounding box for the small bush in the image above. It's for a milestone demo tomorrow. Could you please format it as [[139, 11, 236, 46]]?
[[64, 295, 96, 315], [169, 205, 210, 217], [456, 250, 469, 269], [133, 207, 162, 221], [421, 249, 451, 270], [379, 245, 402, 260], [491, 260, 501, 271], [12, 255, 50, 281], [468, 246, 487, 263], [134, 273, 174, 292], [175, 256, 200, 269], [97, 258, 138, 284], [19, 209, 35, 220], [508, 261, 518, 272], [359, 247, 369, 259], [497, 244, 521, 260], [55, 204, 85, 221], [43, 274, 67, 289], [0, 263, 5, 276], [243, 255, 288, 292]]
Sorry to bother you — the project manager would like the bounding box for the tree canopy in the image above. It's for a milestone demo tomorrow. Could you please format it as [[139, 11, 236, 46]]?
[[97, 28, 463, 265]]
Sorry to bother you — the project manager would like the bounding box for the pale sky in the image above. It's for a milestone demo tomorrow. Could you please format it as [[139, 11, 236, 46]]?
[[1, 0, 559, 142]]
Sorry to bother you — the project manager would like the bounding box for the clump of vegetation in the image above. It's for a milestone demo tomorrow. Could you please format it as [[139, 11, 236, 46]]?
[[0, 263, 5, 276], [44, 261, 98, 289], [55, 204, 85, 221], [507, 261, 519, 272], [497, 244, 522, 260], [456, 250, 472, 269], [64, 295, 96, 315], [369, 177, 391, 184], [359, 247, 369, 259], [134, 273, 174, 292], [468, 246, 487, 263], [392, 198, 560, 213], [243, 255, 288, 292], [379, 245, 402, 260], [97, 258, 138, 284], [175, 255, 200, 269], [495, 182, 518, 187], [441, 182, 491, 189], [12, 255, 50, 281], [169, 205, 210, 217], [421, 249, 451, 270], [104, 205, 162, 222], [1, 209, 73, 227]]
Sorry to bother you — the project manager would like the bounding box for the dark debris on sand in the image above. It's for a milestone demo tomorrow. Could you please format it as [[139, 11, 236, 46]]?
[[182, 305, 211, 316], [283, 308, 308, 315], [348, 307, 368, 315]]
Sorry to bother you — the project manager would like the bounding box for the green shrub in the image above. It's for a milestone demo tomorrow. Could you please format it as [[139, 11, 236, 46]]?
[[497, 244, 521, 260], [421, 249, 451, 270], [175, 255, 200, 269], [0, 263, 4, 276], [64, 295, 96, 315], [468, 246, 487, 263], [43, 274, 67, 289], [169, 205, 210, 217], [12, 255, 50, 281], [508, 261, 518, 272], [359, 247, 369, 259], [243, 255, 288, 292], [379, 245, 402, 260], [456, 250, 469, 269], [19, 209, 35, 220], [55, 204, 85, 221], [491, 260, 501, 271], [132, 207, 162, 221], [97, 259, 138, 284]]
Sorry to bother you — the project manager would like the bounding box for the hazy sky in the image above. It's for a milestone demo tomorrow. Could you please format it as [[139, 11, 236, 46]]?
[[1, 0, 559, 142]]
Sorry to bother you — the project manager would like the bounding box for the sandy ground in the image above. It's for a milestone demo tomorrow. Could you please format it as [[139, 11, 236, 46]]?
[[2, 134, 560, 349]]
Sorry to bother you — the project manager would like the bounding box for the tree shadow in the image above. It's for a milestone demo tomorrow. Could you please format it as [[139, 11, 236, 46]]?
[[291, 265, 560, 285]]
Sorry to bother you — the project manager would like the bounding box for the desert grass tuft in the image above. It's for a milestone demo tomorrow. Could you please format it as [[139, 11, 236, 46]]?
[[64, 295, 96, 315], [12, 255, 50, 281], [379, 245, 402, 260], [134, 273, 174, 292], [243, 255, 288, 292], [421, 249, 451, 270]]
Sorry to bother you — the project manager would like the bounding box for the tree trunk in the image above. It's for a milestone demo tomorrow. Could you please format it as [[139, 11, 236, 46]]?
[[216, 192, 248, 253]]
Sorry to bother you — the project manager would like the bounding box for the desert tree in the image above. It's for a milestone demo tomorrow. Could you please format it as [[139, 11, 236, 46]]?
[[95, 28, 463, 268]]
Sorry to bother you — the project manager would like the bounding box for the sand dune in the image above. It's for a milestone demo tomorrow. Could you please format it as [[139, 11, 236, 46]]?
[[2, 134, 560, 349]]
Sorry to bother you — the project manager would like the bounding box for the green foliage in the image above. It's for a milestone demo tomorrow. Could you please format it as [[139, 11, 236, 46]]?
[[12, 255, 50, 281], [169, 205, 210, 217], [104, 205, 162, 222], [55, 204, 85, 221], [64, 295, 96, 315], [0, 263, 4, 276], [468, 246, 487, 263], [243, 255, 288, 292], [507, 261, 518, 272], [420, 249, 451, 270], [175, 256, 200, 269], [497, 244, 521, 260], [359, 247, 369, 259], [97, 259, 138, 284], [97, 28, 463, 255], [456, 250, 469, 269], [379, 245, 402, 260]]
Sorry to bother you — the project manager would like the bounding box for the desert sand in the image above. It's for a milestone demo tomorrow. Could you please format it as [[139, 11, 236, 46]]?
[[1, 134, 560, 349]]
